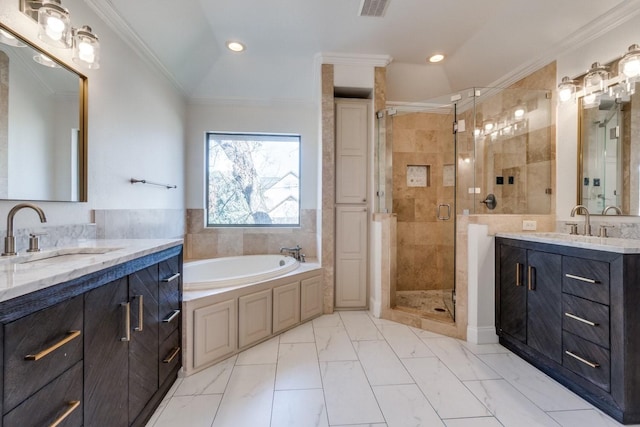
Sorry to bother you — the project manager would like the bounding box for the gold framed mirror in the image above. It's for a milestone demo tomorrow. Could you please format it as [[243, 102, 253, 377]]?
[[0, 23, 87, 202]]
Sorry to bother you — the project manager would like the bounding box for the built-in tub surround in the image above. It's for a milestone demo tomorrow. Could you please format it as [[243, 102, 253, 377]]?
[[182, 258, 323, 375]]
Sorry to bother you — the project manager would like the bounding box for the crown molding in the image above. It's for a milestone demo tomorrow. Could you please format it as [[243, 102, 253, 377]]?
[[188, 97, 317, 109], [315, 52, 393, 67], [488, 1, 640, 88], [84, 0, 187, 95]]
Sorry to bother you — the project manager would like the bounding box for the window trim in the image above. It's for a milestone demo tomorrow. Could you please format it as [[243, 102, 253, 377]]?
[[205, 131, 301, 228]]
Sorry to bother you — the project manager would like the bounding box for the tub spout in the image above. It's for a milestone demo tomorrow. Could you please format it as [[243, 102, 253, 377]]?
[[280, 245, 304, 262]]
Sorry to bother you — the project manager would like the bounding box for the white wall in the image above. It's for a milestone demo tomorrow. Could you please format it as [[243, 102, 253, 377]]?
[[185, 101, 318, 210], [0, 0, 186, 229], [556, 14, 640, 222]]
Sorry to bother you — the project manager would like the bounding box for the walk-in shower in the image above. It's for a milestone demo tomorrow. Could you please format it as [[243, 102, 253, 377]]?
[[376, 87, 553, 322]]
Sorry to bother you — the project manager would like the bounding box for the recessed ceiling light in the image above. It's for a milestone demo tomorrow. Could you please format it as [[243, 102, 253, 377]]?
[[429, 54, 445, 63], [227, 41, 245, 52]]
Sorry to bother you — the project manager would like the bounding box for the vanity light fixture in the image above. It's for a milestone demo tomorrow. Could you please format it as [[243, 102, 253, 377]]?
[[226, 41, 245, 52], [557, 76, 578, 103], [19, 0, 100, 69], [583, 62, 609, 98], [620, 44, 640, 79], [429, 53, 444, 63]]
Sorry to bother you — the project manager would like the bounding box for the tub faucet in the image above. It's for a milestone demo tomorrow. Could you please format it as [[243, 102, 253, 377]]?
[[280, 245, 305, 262], [2, 203, 47, 256], [570, 205, 591, 236], [602, 205, 622, 215]]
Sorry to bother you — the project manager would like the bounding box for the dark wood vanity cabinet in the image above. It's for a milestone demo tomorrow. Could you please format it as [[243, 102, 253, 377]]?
[[0, 245, 183, 427], [496, 237, 640, 424]]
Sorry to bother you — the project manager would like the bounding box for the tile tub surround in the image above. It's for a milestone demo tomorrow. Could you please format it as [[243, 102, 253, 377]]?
[[185, 209, 318, 260], [146, 311, 629, 427], [0, 238, 182, 302]]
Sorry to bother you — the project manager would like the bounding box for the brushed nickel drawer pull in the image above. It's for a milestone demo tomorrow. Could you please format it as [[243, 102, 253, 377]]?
[[565, 312, 598, 327], [515, 263, 522, 286], [49, 400, 80, 427], [565, 350, 600, 368], [24, 330, 81, 361], [162, 273, 181, 283], [121, 302, 131, 342], [162, 309, 181, 323], [565, 273, 598, 284], [163, 346, 180, 363], [134, 295, 144, 332]]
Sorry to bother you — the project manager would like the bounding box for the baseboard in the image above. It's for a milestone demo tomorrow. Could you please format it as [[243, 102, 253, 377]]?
[[467, 326, 499, 344]]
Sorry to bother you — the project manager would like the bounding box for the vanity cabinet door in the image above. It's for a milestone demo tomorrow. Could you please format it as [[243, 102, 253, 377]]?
[[498, 243, 527, 343], [128, 265, 160, 424], [526, 250, 562, 364], [84, 277, 129, 427]]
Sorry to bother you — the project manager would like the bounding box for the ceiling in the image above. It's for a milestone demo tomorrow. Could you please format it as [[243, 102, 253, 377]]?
[[88, 0, 635, 104]]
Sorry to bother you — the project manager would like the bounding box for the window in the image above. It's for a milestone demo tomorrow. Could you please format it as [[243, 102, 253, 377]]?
[[206, 132, 300, 227]]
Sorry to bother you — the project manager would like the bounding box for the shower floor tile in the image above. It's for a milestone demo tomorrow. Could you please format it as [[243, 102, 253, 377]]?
[[395, 289, 454, 321]]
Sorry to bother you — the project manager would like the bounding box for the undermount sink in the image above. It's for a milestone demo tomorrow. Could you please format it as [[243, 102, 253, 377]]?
[[14, 247, 123, 265]]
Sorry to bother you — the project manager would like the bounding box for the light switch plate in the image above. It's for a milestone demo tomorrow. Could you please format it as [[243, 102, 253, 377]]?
[[522, 220, 537, 231]]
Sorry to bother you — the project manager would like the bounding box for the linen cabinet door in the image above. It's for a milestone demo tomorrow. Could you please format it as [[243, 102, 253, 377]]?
[[527, 250, 562, 363], [84, 277, 129, 427], [497, 243, 527, 343], [128, 265, 160, 424]]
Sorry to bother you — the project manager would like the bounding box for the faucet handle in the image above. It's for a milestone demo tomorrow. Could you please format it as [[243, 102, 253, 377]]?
[[565, 222, 578, 235], [598, 225, 613, 238], [27, 232, 47, 253]]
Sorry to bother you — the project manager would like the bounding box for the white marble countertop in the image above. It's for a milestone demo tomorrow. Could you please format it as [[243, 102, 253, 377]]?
[[0, 239, 183, 303], [496, 232, 640, 253]]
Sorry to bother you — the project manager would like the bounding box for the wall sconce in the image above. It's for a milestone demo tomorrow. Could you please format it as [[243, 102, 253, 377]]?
[[620, 44, 640, 79], [557, 77, 578, 103], [19, 0, 100, 69], [583, 62, 609, 99]]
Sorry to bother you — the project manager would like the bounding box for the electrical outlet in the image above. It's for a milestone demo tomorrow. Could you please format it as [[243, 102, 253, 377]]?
[[522, 220, 537, 231]]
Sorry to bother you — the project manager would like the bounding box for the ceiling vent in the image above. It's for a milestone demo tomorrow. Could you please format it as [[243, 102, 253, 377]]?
[[358, 0, 389, 17]]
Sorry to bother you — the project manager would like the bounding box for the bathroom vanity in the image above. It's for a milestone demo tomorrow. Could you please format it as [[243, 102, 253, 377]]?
[[495, 233, 640, 424], [0, 239, 183, 427]]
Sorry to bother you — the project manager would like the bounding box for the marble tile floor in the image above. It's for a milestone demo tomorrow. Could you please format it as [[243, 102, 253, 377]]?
[[146, 311, 637, 427], [395, 290, 454, 322]]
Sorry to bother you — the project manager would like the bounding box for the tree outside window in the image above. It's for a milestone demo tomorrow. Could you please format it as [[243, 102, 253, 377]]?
[[206, 133, 300, 227]]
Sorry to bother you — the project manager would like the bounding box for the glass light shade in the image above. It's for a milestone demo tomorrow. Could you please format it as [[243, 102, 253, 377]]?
[[226, 41, 245, 52], [33, 53, 60, 68], [620, 44, 640, 78], [37, 2, 71, 48], [483, 120, 494, 132], [73, 26, 100, 69], [582, 93, 599, 109], [558, 76, 577, 103], [583, 62, 609, 96]]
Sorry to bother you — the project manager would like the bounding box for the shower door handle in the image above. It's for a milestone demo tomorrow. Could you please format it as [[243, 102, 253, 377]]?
[[437, 204, 451, 220]]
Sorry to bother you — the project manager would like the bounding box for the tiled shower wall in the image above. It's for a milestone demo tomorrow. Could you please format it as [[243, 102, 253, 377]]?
[[392, 113, 455, 292], [184, 208, 318, 260]]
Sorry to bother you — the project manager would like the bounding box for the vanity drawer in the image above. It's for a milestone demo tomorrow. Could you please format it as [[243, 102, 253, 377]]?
[[159, 255, 181, 341], [562, 257, 609, 305], [562, 294, 609, 349], [3, 361, 83, 427], [4, 295, 83, 412], [563, 331, 610, 392], [159, 328, 181, 386]]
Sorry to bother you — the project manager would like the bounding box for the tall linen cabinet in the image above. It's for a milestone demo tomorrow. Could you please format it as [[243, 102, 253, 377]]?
[[335, 98, 370, 308]]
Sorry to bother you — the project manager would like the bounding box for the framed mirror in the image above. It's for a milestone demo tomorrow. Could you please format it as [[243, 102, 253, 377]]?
[[0, 23, 87, 202]]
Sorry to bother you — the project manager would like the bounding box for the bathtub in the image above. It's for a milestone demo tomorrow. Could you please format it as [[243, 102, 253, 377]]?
[[184, 254, 299, 290]]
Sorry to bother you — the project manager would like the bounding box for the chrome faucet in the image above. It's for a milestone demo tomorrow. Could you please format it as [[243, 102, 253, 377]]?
[[602, 205, 622, 215], [280, 245, 305, 262], [2, 203, 47, 256], [570, 205, 591, 236]]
